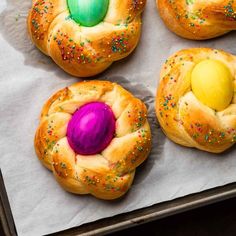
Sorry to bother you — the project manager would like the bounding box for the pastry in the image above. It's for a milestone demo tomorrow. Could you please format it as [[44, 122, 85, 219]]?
[[28, 0, 146, 77], [156, 48, 236, 153], [157, 0, 236, 40], [35, 80, 151, 200]]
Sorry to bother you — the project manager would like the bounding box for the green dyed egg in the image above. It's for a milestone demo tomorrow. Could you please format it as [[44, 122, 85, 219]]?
[[67, 0, 110, 27]]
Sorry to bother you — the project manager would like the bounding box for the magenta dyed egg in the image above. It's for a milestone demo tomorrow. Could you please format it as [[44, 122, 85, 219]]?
[[67, 102, 116, 155]]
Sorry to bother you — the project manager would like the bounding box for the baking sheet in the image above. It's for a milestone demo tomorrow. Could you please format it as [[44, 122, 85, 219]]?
[[0, 0, 236, 236]]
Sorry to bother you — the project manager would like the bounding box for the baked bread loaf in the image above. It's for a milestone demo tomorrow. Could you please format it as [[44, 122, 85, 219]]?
[[35, 80, 151, 200], [157, 0, 236, 40], [28, 0, 146, 77], [156, 48, 236, 153]]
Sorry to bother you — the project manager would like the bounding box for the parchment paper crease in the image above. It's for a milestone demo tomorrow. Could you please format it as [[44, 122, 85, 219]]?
[[0, 1, 236, 235]]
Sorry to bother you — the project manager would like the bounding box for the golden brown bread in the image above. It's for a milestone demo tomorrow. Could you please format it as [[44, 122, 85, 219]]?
[[157, 0, 236, 40], [35, 80, 151, 200], [156, 48, 236, 153], [27, 0, 146, 77]]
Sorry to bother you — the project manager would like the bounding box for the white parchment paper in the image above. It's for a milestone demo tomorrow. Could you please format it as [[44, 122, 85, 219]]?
[[1, 0, 236, 235]]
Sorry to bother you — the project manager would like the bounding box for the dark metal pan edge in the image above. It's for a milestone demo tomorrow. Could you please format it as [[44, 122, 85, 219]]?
[[49, 182, 236, 236], [2, 170, 236, 236]]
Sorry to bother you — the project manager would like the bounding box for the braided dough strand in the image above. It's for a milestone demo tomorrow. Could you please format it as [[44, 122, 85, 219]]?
[[157, 0, 236, 40], [156, 48, 236, 153], [35, 81, 151, 199], [28, 0, 146, 77]]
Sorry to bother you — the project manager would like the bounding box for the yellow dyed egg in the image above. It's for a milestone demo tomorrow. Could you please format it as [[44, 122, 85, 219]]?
[[191, 59, 234, 111]]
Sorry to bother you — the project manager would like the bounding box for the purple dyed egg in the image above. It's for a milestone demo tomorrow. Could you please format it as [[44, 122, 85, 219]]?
[[67, 102, 116, 155]]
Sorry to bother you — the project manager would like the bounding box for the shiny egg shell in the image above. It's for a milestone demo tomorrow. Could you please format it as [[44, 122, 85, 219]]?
[[67, 0, 110, 27], [67, 102, 116, 155]]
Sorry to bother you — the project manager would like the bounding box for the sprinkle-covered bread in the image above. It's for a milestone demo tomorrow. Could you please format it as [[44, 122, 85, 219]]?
[[157, 0, 236, 40], [156, 48, 236, 153], [35, 80, 152, 200], [28, 0, 146, 77]]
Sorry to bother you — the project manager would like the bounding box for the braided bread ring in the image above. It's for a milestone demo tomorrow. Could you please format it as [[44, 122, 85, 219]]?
[[35, 81, 151, 200], [156, 48, 236, 153], [157, 0, 236, 40], [28, 0, 146, 77]]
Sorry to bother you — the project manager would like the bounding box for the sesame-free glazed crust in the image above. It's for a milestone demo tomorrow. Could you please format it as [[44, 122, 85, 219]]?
[[28, 0, 146, 77], [156, 48, 236, 153], [35, 80, 151, 200], [157, 0, 236, 40]]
